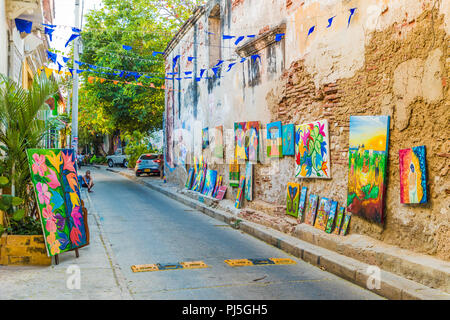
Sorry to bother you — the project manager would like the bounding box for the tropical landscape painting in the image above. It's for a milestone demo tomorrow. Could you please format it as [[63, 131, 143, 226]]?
[[347, 116, 390, 224]]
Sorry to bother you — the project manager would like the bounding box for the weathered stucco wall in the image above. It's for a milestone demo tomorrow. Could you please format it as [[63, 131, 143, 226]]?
[[164, 0, 450, 261]]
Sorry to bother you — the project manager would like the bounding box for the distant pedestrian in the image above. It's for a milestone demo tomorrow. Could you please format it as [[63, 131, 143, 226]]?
[[158, 154, 164, 179], [82, 170, 95, 193]]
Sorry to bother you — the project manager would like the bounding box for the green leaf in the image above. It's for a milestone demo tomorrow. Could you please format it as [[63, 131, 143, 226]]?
[[12, 209, 25, 221], [311, 126, 319, 139], [314, 140, 322, 155], [0, 225, 4, 235], [12, 197, 24, 206], [0, 176, 9, 186], [0, 195, 13, 209]]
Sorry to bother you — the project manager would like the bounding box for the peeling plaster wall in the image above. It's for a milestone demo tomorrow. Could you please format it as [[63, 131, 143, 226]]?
[[164, 0, 450, 261]]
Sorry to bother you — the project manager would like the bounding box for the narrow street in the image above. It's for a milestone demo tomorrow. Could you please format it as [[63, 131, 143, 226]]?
[[86, 167, 382, 300]]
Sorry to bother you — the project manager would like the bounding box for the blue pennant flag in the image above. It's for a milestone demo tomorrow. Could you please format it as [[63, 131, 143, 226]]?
[[234, 36, 245, 46], [76, 69, 84, 74], [119, 71, 125, 77], [307, 26, 315, 36], [199, 69, 206, 78], [152, 51, 164, 56], [327, 16, 336, 28], [68, 68, 74, 77], [47, 50, 57, 63], [44, 27, 54, 41], [223, 35, 234, 40], [167, 72, 177, 75], [214, 60, 224, 67], [15, 18, 32, 34], [184, 77, 193, 79], [122, 45, 132, 50], [72, 27, 81, 33], [42, 23, 56, 28], [275, 33, 285, 42], [247, 35, 256, 38], [89, 64, 97, 69], [251, 54, 261, 61], [172, 55, 181, 67], [227, 63, 236, 72], [57, 62, 63, 73], [65, 33, 80, 47], [175, 77, 182, 81], [348, 8, 357, 27], [62, 56, 70, 64], [187, 56, 196, 62], [240, 57, 246, 63], [212, 67, 220, 76], [74, 60, 84, 66], [184, 71, 193, 75]]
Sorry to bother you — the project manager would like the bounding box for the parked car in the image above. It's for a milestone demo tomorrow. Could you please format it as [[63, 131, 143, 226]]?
[[135, 153, 162, 177], [106, 148, 129, 168]]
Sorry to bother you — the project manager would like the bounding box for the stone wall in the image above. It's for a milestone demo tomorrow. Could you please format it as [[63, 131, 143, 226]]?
[[164, 0, 449, 261]]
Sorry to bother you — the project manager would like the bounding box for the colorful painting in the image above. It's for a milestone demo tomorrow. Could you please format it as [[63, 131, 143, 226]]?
[[27, 149, 87, 257], [212, 175, 223, 198], [333, 207, 345, 235], [202, 128, 209, 149], [286, 182, 300, 217], [305, 194, 319, 225], [347, 116, 390, 223], [295, 119, 330, 178], [266, 121, 283, 158], [340, 213, 352, 235], [186, 168, 195, 189], [314, 197, 331, 231], [244, 162, 253, 201], [202, 170, 217, 197], [399, 146, 427, 204], [229, 160, 240, 187], [325, 201, 338, 233], [234, 176, 246, 209], [246, 122, 260, 162], [235, 122, 247, 161], [192, 163, 207, 192], [297, 187, 308, 222], [215, 186, 227, 200], [212, 126, 224, 159], [282, 124, 295, 156]]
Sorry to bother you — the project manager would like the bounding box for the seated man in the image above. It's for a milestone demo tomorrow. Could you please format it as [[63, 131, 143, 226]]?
[[82, 170, 94, 193]]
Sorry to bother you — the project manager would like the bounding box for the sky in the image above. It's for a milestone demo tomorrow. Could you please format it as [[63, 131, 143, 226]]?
[[50, 0, 103, 54]]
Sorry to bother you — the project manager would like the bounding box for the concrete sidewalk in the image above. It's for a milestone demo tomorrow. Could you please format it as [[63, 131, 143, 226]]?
[[0, 188, 132, 300], [106, 166, 450, 300]]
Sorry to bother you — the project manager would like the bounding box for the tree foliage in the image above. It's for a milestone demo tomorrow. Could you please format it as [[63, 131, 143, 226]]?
[[78, 0, 203, 153]]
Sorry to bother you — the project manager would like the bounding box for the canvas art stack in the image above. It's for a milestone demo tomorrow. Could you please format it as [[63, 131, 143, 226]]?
[[27, 149, 87, 257]]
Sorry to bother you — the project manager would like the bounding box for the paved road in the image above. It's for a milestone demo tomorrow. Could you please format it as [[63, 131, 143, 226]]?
[[87, 167, 382, 300]]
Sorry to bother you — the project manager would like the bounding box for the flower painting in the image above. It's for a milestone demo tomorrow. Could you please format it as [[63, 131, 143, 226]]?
[[347, 116, 390, 224], [295, 119, 330, 178], [229, 159, 240, 187], [27, 149, 87, 257], [266, 121, 283, 158], [399, 146, 427, 204]]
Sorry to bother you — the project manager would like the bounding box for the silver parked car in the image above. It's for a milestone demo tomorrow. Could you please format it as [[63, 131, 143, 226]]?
[[135, 154, 162, 177]]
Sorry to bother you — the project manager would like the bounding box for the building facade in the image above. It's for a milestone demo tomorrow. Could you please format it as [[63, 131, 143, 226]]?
[[164, 0, 449, 261]]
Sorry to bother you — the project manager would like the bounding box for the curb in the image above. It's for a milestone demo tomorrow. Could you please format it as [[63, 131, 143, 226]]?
[[105, 167, 450, 300], [84, 189, 134, 300]]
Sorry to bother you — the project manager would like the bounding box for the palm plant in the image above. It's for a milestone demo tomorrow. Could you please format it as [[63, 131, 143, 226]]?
[[0, 73, 59, 219]]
